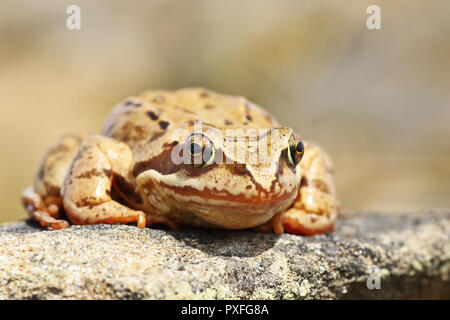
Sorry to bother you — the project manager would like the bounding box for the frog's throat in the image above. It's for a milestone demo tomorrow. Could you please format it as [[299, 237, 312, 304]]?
[[135, 169, 299, 206], [135, 169, 299, 229]]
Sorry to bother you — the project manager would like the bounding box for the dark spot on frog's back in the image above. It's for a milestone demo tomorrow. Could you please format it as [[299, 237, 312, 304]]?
[[224, 119, 233, 125], [146, 110, 159, 121], [204, 104, 214, 109], [159, 121, 170, 130], [199, 91, 209, 98]]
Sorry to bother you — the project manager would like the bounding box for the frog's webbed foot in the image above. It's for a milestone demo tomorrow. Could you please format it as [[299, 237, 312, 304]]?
[[22, 186, 69, 229]]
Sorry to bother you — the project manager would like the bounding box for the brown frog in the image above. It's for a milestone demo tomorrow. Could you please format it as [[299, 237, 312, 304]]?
[[22, 88, 339, 235]]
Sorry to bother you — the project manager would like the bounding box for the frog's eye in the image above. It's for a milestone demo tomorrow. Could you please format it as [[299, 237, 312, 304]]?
[[184, 133, 215, 168], [287, 133, 304, 167], [189, 142, 203, 155]]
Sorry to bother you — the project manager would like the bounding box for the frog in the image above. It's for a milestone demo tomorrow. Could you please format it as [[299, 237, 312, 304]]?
[[22, 88, 339, 235]]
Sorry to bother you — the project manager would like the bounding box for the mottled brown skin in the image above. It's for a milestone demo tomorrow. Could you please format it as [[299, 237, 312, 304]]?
[[22, 88, 339, 235]]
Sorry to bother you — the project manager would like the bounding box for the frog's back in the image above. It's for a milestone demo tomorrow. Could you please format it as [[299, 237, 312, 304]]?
[[138, 88, 278, 129], [102, 88, 279, 161]]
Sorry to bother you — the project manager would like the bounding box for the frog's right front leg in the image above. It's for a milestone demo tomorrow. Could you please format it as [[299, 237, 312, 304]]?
[[61, 135, 147, 228]]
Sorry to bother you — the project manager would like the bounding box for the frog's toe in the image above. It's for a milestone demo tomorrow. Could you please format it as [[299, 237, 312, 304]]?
[[281, 208, 336, 236], [22, 186, 69, 230], [31, 209, 70, 229], [22, 186, 44, 211]]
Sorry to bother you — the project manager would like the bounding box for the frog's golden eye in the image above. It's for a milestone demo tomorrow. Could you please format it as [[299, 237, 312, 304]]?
[[287, 133, 304, 167], [184, 133, 215, 168]]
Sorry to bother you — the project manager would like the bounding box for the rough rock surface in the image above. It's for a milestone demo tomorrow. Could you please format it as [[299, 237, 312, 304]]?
[[0, 210, 449, 299]]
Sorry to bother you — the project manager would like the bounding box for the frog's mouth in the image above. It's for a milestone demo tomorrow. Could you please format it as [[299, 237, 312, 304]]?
[[154, 180, 296, 205], [136, 166, 298, 205], [136, 169, 298, 229]]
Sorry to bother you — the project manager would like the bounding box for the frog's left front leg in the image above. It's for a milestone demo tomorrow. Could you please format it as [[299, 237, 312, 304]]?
[[272, 142, 339, 235], [61, 135, 147, 228]]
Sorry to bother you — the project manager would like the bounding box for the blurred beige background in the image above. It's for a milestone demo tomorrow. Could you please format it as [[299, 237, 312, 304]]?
[[1, 0, 449, 223]]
